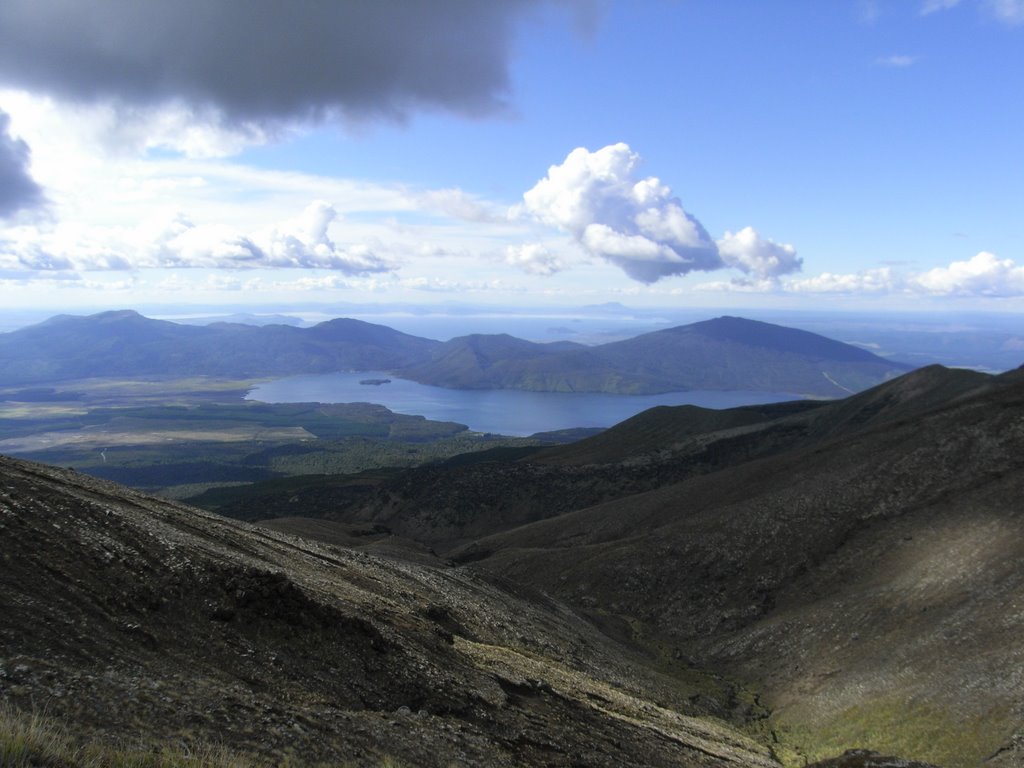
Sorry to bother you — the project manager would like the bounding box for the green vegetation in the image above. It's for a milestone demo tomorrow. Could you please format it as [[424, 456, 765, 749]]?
[[0, 377, 551, 502], [777, 697, 1016, 768]]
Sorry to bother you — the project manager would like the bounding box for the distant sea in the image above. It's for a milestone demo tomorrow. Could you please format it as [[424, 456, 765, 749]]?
[[247, 372, 800, 436]]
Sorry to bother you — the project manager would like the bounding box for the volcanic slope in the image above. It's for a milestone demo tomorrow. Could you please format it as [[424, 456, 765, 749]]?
[[453, 365, 1024, 767], [0, 454, 781, 767]]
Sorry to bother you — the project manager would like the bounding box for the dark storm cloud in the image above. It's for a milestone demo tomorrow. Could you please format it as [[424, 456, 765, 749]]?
[[0, 110, 44, 218], [0, 0, 578, 123]]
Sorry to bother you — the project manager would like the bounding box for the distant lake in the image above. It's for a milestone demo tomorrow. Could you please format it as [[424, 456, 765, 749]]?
[[247, 372, 800, 437]]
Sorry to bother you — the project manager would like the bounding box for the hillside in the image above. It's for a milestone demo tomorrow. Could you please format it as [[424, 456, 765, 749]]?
[[449, 365, 1024, 766], [225, 366, 982, 552], [0, 310, 910, 396], [0, 454, 781, 767], [213, 364, 1024, 766], [3, 367, 1015, 766]]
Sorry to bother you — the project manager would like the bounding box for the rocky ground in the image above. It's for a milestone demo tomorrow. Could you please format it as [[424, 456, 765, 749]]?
[[0, 455, 778, 767]]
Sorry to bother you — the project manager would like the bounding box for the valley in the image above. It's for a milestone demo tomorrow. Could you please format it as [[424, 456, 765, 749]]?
[[1, 310, 1022, 767]]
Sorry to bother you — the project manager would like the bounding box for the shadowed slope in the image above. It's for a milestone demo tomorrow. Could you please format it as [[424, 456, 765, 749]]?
[[455, 369, 1024, 767], [255, 366, 990, 554]]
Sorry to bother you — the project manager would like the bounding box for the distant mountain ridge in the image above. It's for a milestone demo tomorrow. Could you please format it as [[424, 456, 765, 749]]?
[[0, 310, 439, 384], [0, 309, 911, 396]]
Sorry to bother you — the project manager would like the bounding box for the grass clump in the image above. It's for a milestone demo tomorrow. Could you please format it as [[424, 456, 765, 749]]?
[[0, 702, 253, 767]]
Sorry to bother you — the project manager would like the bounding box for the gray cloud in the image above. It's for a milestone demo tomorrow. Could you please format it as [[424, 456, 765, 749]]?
[[0, 110, 44, 218], [0, 1, 581, 124]]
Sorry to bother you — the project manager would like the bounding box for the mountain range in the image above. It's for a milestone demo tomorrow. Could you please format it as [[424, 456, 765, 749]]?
[[2, 310, 1021, 765], [0, 310, 911, 396]]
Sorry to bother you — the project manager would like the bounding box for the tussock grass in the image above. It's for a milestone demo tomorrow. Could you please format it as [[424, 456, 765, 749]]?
[[0, 702, 253, 767], [0, 703, 416, 767]]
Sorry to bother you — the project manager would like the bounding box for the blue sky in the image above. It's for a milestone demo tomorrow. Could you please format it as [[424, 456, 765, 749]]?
[[0, 0, 1022, 314]]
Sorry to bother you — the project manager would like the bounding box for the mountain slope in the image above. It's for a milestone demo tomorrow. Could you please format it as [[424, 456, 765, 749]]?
[[239, 366, 984, 552], [0, 454, 779, 767], [450, 367, 1024, 767]]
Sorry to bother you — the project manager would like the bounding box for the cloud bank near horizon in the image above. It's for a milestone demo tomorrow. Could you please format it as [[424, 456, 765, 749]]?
[[0, 201, 393, 276], [699, 251, 1024, 299]]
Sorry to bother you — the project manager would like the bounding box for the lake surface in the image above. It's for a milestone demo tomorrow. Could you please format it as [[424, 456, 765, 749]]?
[[247, 372, 800, 436]]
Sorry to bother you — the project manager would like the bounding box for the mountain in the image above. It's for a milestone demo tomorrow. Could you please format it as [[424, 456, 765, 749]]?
[[0, 310, 909, 396], [0, 453, 780, 767], [448, 366, 1024, 766], [399, 316, 911, 396], [0, 310, 439, 385], [395, 333, 589, 390], [5, 364, 1018, 765], [210, 364, 1024, 766]]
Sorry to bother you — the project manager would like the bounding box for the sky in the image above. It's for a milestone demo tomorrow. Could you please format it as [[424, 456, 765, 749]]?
[[0, 0, 1023, 315]]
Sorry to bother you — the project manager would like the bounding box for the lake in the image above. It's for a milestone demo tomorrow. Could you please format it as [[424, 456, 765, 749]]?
[[247, 372, 800, 436]]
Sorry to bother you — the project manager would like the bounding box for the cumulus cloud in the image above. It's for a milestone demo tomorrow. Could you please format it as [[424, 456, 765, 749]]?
[[717, 227, 802, 279], [137, 201, 394, 273], [910, 251, 1024, 296], [0, 1, 589, 126], [0, 109, 44, 217], [520, 143, 799, 284], [520, 143, 723, 282], [505, 243, 563, 275]]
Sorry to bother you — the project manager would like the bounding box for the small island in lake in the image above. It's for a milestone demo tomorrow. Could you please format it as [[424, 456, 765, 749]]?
[[359, 378, 392, 386]]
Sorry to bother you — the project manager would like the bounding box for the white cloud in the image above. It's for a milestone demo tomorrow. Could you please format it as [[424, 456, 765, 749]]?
[[520, 143, 723, 283], [707, 252, 1024, 299], [0, 201, 394, 274], [518, 143, 802, 284], [876, 54, 918, 67], [787, 267, 902, 294], [910, 251, 1024, 296], [988, 0, 1024, 23], [920, 0, 1024, 24], [717, 227, 802, 278], [417, 188, 507, 223], [921, 0, 963, 14], [694, 276, 782, 293], [505, 243, 563, 275]]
